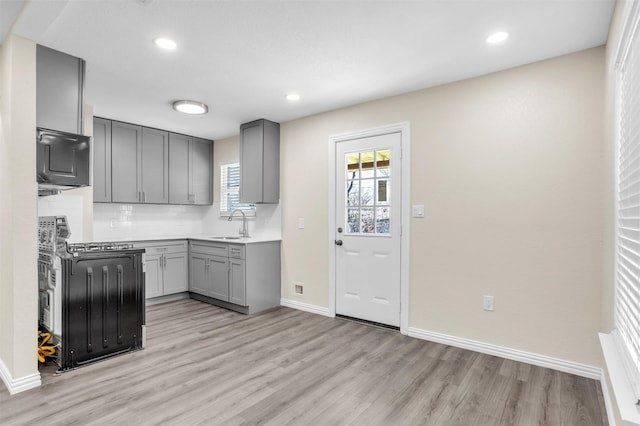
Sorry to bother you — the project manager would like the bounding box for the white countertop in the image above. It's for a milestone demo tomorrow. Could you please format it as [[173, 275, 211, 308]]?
[[103, 234, 281, 244]]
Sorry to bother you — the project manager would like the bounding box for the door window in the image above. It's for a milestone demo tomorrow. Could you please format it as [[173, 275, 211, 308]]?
[[345, 149, 391, 235]]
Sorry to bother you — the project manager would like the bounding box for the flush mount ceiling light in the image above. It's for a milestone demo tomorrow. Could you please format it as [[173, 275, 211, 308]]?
[[286, 93, 301, 101], [172, 100, 209, 115], [153, 37, 177, 50], [486, 31, 509, 44]]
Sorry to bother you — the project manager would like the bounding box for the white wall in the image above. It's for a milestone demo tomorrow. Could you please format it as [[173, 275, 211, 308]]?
[[0, 34, 39, 393], [280, 47, 606, 368]]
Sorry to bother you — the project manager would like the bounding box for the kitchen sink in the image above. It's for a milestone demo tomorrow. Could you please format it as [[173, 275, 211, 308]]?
[[208, 236, 242, 240]]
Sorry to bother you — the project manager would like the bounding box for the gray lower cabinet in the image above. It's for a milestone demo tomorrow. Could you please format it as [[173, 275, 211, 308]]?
[[93, 118, 112, 202], [169, 133, 213, 205], [239, 119, 280, 204], [134, 240, 188, 299], [189, 240, 280, 314]]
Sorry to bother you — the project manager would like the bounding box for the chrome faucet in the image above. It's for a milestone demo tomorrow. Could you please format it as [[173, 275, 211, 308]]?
[[228, 209, 249, 238]]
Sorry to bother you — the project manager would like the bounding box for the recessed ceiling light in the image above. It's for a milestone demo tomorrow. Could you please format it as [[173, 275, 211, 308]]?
[[486, 31, 509, 45], [172, 100, 208, 115], [154, 37, 177, 50], [286, 93, 300, 101]]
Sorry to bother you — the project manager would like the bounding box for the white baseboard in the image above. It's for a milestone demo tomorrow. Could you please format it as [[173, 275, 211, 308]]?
[[408, 327, 602, 380], [280, 298, 332, 317], [0, 357, 41, 395]]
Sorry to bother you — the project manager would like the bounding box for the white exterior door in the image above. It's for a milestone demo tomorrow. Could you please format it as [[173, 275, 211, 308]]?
[[335, 132, 402, 327]]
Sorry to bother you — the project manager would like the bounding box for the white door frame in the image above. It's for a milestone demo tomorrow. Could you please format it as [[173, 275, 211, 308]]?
[[328, 122, 411, 334]]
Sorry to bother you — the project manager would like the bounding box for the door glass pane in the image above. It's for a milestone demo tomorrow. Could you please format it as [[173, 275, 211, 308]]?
[[344, 148, 392, 235], [346, 153, 360, 179], [376, 150, 391, 177], [361, 151, 375, 178], [347, 180, 359, 206], [360, 179, 374, 206], [376, 179, 389, 205], [376, 207, 390, 234], [360, 208, 374, 233], [347, 208, 360, 233]]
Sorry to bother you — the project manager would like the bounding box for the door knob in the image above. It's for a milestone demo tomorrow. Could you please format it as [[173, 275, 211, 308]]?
[[335, 240, 343, 246]]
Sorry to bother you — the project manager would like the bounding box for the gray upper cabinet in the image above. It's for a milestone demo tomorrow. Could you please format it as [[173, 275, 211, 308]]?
[[111, 121, 141, 203], [240, 119, 280, 204], [141, 127, 169, 204], [111, 121, 142, 203], [36, 45, 85, 134], [95, 118, 210, 205], [111, 122, 169, 204], [93, 118, 112, 202], [169, 133, 213, 205]]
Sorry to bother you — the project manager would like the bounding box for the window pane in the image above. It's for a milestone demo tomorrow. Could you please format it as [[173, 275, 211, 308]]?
[[376, 149, 390, 177], [376, 207, 390, 234], [361, 151, 375, 178], [346, 153, 360, 179], [346, 179, 359, 206], [360, 179, 374, 206], [376, 179, 389, 205], [360, 208, 374, 233], [347, 208, 359, 233], [227, 165, 240, 188]]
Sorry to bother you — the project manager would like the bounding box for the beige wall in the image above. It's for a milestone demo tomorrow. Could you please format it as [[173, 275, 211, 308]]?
[[213, 135, 240, 203], [0, 35, 39, 384], [281, 47, 605, 367]]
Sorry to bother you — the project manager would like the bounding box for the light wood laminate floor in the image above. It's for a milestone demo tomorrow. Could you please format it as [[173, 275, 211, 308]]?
[[1, 299, 607, 425]]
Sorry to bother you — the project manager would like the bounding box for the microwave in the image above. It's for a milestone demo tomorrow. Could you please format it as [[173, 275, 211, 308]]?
[[36, 128, 91, 195]]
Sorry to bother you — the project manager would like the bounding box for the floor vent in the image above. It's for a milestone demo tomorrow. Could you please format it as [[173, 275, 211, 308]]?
[[336, 314, 400, 331]]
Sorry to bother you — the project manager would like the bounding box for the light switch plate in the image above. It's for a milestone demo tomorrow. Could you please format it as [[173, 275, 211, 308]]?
[[298, 218, 305, 229], [412, 205, 425, 218]]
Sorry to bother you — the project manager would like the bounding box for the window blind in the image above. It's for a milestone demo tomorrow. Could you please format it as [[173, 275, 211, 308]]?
[[220, 163, 255, 216], [616, 2, 640, 398]]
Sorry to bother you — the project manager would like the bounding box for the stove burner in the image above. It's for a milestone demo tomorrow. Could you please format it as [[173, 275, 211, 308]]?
[[66, 242, 134, 253]]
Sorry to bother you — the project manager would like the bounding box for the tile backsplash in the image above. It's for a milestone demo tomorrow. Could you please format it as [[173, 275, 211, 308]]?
[[93, 202, 281, 241], [93, 203, 206, 240]]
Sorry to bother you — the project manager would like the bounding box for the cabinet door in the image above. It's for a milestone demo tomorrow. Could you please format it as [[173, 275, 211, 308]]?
[[191, 138, 213, 205], [240, 121, 264, 203], [144, 253, 163, 299], [112, 122, 141, 203], [229, 258, 246, 306], [208, 255, 229, 301], [36, 45, 84, 134], [141, 128, 169, 203], [92, 118, 112, 202], [189, 253, 210, 296], [168, 133, 190, 204], [163, 252, 188, 295]]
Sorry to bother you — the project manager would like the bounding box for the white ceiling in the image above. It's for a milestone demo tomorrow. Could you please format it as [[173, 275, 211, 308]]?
[[5, 0, 615, 140]]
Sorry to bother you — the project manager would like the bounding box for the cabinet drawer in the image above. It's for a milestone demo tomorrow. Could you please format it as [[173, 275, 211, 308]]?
[[134, 240, 188, 255], [228, 244, 245, 259], [189, 241, 228, 257]]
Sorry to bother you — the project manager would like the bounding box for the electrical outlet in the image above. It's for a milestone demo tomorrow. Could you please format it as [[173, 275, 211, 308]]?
[[483, 295, 494, 311], [294, 283, 304, 295]]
